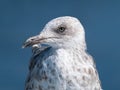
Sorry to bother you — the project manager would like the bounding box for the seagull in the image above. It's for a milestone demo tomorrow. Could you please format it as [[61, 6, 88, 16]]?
[[23, 16, 102, 90]]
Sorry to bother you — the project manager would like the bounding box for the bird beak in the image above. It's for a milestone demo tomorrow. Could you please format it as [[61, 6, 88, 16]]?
[[22, 35, 45, 48]]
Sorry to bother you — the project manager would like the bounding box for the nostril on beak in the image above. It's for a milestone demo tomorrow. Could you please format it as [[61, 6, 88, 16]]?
[[31, 38, 34, 40]]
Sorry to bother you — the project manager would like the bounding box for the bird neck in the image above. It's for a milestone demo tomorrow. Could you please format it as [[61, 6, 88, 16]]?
[[53, 46, 94, 67]]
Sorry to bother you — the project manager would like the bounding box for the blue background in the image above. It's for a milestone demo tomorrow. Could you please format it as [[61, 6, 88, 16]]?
[[0, 0, 120, 90]]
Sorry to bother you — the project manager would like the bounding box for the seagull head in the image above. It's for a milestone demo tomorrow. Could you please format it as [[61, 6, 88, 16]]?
[[23, 16, 86, 49]]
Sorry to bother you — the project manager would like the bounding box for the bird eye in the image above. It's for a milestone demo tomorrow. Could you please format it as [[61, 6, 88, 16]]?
[[57, 27, 66, 33]]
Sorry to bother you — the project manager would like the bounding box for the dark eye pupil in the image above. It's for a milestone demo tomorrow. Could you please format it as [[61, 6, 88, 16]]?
[[58, 27, 65, 32]]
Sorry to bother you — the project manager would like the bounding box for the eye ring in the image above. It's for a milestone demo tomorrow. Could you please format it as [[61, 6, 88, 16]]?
[[57, 27, 66, 33]]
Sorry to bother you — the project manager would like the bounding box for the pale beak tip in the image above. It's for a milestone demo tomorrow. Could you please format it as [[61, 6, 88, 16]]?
[[22, 41, 29, 49], [22, 35, 41, 49], [22, 42, 27, 48]]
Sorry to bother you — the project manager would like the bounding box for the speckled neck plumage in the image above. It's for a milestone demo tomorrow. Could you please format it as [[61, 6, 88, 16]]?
[[24, 16, 102, 90]]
